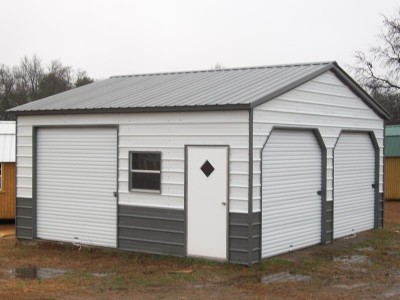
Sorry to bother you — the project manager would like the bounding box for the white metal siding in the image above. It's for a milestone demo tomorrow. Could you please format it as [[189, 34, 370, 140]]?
[[253, 71, 384, 213], [334, 132, 375, 238], [261, 129, 321, 258], [17, 110, 249, 213], [37, 127, 117, 247]]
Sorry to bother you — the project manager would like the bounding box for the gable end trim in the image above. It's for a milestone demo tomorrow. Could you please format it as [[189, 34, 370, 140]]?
[[250, 62, 390, 120]]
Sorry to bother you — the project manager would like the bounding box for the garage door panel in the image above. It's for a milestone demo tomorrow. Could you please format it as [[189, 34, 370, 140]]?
[[37, 127, 117, 248], [262, 129, 322, 258], [334, 132, 375, 239]]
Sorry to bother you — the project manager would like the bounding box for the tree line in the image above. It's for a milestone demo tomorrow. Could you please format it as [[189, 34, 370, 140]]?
[[2, 10, 400, 124], [0, 55, 93, 120]]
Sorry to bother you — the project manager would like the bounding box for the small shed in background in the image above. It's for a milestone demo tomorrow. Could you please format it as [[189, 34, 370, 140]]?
[[0, 121, 16, 220], [385, 125, 400, 200]]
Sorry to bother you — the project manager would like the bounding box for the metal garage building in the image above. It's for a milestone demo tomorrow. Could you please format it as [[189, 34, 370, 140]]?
[[9, 61, 389, 265]]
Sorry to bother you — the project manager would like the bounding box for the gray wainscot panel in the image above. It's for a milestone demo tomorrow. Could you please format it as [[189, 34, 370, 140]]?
[[325, 201, 333, 243], [378, 193, 384, 229], [16, 197, 34, 240], [229, 212, 260, 265], [118, 205, 185, 257]]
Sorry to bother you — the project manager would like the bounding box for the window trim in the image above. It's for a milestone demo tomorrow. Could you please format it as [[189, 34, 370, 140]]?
[[129, 151, 162, 193]]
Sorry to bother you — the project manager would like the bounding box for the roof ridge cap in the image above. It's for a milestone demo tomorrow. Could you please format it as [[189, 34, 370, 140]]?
[[110, 61, 336, 79]]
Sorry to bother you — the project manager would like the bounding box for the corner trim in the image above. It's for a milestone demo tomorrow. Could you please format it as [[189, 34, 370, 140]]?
[[32, 127, 37, 240], [369, 131, 381, 229], [15, 117, 18, 233], [248, 109, 254, 266]]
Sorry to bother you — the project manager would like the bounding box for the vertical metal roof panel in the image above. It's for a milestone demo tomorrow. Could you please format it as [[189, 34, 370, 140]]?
[[7, 61, 390, 120], [8, 62, 334, 112]]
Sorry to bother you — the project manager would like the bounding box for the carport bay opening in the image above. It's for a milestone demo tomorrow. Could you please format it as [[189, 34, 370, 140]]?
[[11, 61, 388, 265]]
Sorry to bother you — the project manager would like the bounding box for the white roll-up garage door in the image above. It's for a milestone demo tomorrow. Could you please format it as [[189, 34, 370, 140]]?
[[262, 129, 322, 258], [37, 127, 117, 248], [334, 132, 375, 239]]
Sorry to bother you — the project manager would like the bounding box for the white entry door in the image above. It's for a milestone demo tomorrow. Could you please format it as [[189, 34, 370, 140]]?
[[187, 146, 228, 260]]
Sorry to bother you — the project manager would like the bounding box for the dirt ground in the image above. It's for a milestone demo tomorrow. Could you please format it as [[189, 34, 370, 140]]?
[[385, 200, 400, 225], [0, 202, 400, 300]]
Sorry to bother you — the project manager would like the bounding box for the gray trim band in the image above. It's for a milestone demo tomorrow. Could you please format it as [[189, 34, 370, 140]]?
[[32, 127, 37, 239], [369, 131, 382, 229], [248, 109, 254, 266], [9, 104, 250, 116]]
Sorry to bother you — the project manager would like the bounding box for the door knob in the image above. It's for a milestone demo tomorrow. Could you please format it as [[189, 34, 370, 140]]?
[[371, 184, 376, 189], [113, 191, 118, 197], [221, 202, 227, 206], [317, 190, 322, 196]]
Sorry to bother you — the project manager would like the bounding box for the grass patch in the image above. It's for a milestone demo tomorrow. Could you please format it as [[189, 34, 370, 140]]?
[[257, 258, 294, 273], [2, 202, 400, 299]]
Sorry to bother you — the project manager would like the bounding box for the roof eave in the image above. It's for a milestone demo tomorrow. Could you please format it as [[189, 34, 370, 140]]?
[[8, 103, 251, 116]]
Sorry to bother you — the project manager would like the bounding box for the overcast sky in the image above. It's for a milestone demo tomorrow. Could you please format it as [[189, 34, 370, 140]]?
[[1, 0, 399, 79]]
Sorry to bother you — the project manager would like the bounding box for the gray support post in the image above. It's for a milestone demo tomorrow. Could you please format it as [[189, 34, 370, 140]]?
[[247, 109, 254, 266]]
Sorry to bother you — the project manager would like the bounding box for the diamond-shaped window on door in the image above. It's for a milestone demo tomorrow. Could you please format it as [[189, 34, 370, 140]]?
[[201, 160, 215, 177]]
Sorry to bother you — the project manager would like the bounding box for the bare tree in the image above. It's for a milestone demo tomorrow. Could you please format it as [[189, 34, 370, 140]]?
[[352, 9, 400, 123], [13, 55, 44, 102], [353, 10, 400, 93], [0, 65, 16, 120]]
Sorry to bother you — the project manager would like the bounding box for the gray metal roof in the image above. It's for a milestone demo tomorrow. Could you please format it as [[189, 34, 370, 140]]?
[[0, 121, 16, 162], [8, 61, 390, 119]]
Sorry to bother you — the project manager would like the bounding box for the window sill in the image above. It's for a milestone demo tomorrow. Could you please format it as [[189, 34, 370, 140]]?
[[130, 189, 161, 194]]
